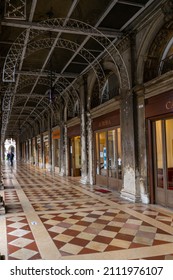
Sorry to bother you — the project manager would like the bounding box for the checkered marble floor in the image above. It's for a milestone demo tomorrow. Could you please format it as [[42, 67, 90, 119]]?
[[6, 216, 41, 260], [1, 162, 173, 260], [39, 209, 173, 257]]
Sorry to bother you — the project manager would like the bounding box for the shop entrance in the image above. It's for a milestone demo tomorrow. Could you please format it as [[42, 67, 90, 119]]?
[[95, 127, 122, 190], [69, 136, 81, 176], [152, 118, 173, 208]]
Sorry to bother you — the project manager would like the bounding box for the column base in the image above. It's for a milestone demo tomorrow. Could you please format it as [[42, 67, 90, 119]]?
[[139, 178, 150, 204], [0, 182, 4, 190], [140, 193, 150, 204], [80, 176, 88, 185], [0, 196, 5, 215], [0, 206, 5, 215], [120, 189, 141, 203]]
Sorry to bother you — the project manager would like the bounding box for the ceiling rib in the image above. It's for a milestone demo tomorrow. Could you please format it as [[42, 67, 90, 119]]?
[[118, 0, 144, 7], [1, 20, 121, 38], [1, 0, 38, 141], [1, 0, 158, 140], [14, 0, 80, 131]]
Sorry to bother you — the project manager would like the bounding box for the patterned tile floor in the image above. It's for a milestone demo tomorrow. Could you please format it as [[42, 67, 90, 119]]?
[[1, 161, 173, 260]]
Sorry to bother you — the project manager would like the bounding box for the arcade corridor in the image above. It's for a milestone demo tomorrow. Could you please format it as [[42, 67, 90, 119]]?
[[1, 161, 173, 260]]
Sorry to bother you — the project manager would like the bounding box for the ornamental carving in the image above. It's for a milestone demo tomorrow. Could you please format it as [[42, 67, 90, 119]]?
[[162, 0, 173, 22], [144, 20, 173, 82]]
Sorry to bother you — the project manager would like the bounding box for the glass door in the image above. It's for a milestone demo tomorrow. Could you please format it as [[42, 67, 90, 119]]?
[[108, 130, 116, 178], [153, 118, 173, 208], [69, 136, 81, 177], [74, 136, 81, 176], [95, 127, 122, 190]]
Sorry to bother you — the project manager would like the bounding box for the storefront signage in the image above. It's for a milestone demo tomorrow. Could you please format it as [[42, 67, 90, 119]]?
[[166, 100, 173, 110], [92, 110, 120, 131], [37, 138, 40, 144], [52, 130, 60, 139], [98, 119, 111, 129], [43, 135, 48, 142], [145, 91, 173, 118]]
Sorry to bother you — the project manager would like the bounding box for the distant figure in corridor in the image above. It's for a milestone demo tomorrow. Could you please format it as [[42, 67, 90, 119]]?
[[7, 152, 10, 161], [10, 152, 14, 166]]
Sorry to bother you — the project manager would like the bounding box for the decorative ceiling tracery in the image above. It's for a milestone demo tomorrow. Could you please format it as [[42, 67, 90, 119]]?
[[0, 0, 158, 141]]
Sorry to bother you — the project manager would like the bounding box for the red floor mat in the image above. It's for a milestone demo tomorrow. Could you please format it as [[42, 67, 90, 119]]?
[[95, 189, 111, 193]]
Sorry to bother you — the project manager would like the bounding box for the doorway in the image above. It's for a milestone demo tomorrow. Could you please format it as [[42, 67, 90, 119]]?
[[69, 136, 81, 176], [95, 127, 122, 190], [152, 118, 173, 208]]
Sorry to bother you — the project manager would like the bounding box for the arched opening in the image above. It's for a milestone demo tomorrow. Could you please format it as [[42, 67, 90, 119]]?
[[91, 71, 120, 109], [4, 138, 16, 165], [159, 37, 173, 74]]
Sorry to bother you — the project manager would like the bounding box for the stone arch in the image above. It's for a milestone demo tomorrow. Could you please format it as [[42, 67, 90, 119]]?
[[137, 16, 173, 83], [136, 14, 165, 84], [88, 60, 121, 110]]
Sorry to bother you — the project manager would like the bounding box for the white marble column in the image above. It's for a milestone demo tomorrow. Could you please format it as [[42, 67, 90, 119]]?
[[59, 106, 66, 176], [87, 112, 94, 185], [135, 86, 149, 204], [120, 89, 141, 202], [80, 78, 88, 184], [48, 113, 52, 172], [0, 98, 5, 214]]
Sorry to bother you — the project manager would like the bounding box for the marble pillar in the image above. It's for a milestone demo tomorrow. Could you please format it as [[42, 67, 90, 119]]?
[[135, 86, 150, 203], [120, 89, 141, 202], [48, 113, 52, 172], [87, 112, 94, 185], [80, 80, 88, 184]]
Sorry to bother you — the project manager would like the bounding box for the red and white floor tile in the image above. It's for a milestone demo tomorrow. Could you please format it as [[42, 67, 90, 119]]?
[[1, 162, 173, 260]]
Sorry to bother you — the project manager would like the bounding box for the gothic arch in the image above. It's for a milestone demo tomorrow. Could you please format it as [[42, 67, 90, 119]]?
[[138, 16, 173, 83], [136, 14, 164, 84], [88, 60, 121, 110]]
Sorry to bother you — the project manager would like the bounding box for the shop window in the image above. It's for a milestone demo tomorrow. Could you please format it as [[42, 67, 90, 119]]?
[[95, 127, 122, 180]]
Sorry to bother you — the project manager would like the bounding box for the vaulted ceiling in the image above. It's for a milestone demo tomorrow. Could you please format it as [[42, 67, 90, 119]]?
[[0, 0, 162, 140]]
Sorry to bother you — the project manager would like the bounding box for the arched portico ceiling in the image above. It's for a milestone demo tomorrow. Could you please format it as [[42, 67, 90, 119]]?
[[1, 18, 130, 141], [2, 73, 79, 139], [1, 0, 157, 142], [17, 75, 78, 104], [3, 18, 129, 86]]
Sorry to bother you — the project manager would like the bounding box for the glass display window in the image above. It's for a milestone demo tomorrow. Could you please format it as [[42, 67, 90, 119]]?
[[95, 126, 122, 188]]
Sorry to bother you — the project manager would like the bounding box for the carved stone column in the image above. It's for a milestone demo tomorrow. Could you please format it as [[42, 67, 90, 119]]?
[[25, 140, 28, 163], [0, 98, 4, 190], [59, 105, 66, 176], [80, 77, 88, 184], [64, 123, 68, 176], [48, 112, 52, 172], [0, 140, 4, 190], [87, 112, 94, 185], [135, 85, 149, 203], [40, 133, 44, 168], [35, 136, 38, 166], [0, 98, 5, 214], [120, 89, 141, 202]]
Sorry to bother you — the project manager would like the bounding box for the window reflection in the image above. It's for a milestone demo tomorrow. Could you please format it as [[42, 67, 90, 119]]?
[[95, 127, 121, 179], [155, 120, 164, 188], [166, 119, 173, 189]]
